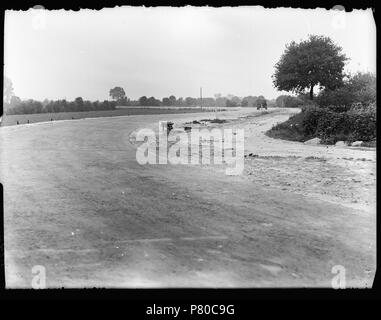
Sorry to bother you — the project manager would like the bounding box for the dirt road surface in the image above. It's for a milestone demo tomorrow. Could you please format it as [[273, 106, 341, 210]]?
[[1, 108, 376, 288]]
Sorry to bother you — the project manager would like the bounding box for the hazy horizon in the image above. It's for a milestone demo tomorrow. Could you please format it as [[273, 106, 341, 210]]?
[[4, 6, 376, 102]]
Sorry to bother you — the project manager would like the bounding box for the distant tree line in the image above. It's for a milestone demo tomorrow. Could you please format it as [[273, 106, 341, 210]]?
[[3, 82, 275, 115], [4, 97, 117, 115], [119, 93, 274, 109]]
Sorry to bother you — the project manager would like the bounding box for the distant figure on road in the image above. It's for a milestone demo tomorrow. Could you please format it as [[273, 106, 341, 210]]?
[[255, 96, 268, 110]]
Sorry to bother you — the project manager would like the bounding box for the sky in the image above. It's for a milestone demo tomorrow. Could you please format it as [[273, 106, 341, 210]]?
[[4, 6, 376, 101]]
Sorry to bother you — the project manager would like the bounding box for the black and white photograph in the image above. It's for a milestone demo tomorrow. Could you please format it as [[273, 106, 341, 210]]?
[[1, 5, 376, 290]]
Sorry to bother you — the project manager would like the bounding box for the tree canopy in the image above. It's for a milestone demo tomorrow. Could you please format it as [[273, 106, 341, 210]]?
[[255, 96, 267, 108], [316, 72, 376, 108], [272, 35, 348, 100], [109, 87, 126, 102]]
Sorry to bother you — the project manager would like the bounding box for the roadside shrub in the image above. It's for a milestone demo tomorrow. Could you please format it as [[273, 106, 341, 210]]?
[[350, 112, 376, 141], [349, 102, 376, 116], [315, 111, 352, 143], [303, 105, 376, 143], [301, 106, 324, 136], [268, 102, 376, 144], [266, 111, 309, 142], [325, 105, 351, 113], [348, 102, 376, 141]]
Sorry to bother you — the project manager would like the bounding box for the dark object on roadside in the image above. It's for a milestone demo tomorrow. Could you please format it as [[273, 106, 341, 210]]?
[[210, 118, 227, 124], [27, 120, 29, 124], [257, 105, 268, 110], [192, 120, 201, 124], [51, 118, 53, 121], [167, 122, 174, 134], [72, 117, 74, 119], [246, 153, 259, 158], [184, 126, 192, 132], [16, 121, 19, 125]]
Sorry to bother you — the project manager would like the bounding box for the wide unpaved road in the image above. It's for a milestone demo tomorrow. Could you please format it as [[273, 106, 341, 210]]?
[[1, 108, 376, 287]]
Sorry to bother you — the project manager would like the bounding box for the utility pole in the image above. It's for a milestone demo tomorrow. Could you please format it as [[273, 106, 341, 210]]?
[[200, 87, 202, 109]]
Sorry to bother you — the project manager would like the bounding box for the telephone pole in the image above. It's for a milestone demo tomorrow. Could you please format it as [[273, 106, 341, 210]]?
[[200, 87, 202, 109]]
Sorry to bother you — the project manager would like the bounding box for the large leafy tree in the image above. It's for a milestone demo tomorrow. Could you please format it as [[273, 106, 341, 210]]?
[[109, 87, 126, 102], [272, 35, 348, 100]]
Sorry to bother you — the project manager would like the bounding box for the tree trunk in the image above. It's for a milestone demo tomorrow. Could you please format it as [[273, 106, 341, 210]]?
[[309, 85, 314, 100]]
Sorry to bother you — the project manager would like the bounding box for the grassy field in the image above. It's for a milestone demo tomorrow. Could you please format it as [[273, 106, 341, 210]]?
[[1, 107, 211, 127]]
